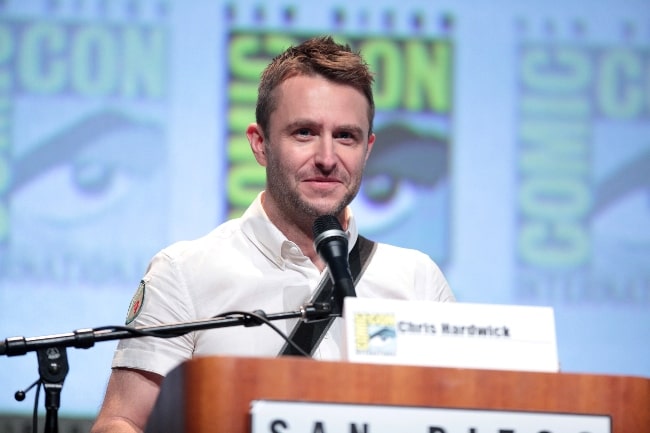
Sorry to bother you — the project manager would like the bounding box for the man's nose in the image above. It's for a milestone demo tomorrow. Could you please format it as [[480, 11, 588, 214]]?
[[314, 137, 337, 171]]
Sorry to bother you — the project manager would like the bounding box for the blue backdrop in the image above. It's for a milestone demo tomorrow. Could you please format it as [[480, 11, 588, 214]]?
[[1, 0, 649, 418]]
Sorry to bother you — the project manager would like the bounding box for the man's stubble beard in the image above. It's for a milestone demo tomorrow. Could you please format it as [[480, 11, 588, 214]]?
[[264, 147, 363, 222]]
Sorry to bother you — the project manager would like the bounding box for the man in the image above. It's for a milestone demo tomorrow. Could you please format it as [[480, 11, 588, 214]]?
[[90, 36, 455, 433]]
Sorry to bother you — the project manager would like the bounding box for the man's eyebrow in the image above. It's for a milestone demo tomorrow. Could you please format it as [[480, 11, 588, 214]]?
[[335, 124, 365, 136], [284, 120, 365, 137], [285, 119, 319, 130]]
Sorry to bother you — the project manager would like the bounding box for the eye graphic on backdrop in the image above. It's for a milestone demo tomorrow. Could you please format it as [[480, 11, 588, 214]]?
[[354, 173, 419, 232], [591, 147, 650, 275], [352, 123, 449, 232], [10, 111, 163, 224], [593, 149, 650, 216]]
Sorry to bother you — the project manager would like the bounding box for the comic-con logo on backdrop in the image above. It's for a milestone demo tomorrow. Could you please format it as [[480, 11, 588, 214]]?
[[0, 1, 169, 285], [515, 22, 650, 306]]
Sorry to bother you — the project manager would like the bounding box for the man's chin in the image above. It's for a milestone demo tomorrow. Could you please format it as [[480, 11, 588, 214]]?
[[303, 200, 347, 218], [293, 189, 352, 217]]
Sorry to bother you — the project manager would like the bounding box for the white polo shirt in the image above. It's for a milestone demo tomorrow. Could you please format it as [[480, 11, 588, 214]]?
[[112, 193, 455, 376]]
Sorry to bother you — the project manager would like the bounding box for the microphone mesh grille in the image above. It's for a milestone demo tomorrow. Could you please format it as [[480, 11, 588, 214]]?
[[312, 215, 342, 238]]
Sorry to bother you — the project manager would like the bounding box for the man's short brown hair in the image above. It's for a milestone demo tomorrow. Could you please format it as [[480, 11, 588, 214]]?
[[255, 35, 375, 138]]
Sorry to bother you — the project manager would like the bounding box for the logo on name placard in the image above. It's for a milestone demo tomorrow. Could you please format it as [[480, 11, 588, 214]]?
[[354, 313, 397, 355]]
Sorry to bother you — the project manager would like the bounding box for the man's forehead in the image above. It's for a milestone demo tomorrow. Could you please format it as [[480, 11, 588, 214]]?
[[270, 77, 371, 131]]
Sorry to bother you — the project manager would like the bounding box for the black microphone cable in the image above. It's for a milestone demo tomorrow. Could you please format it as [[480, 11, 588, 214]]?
[[90, 309, 311, 357]]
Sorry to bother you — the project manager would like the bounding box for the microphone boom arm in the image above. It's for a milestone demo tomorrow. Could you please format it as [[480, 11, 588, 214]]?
[[1, 301, 331, 433], [0, 302, 332, 357]]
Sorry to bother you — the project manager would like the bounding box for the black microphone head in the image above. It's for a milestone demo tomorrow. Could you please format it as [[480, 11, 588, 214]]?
[[313, 215, 347, 251], [313, 214, 342, 236]]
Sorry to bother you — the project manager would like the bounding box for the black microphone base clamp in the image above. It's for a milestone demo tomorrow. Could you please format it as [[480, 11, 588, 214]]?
[[300, 302, 334, 322]]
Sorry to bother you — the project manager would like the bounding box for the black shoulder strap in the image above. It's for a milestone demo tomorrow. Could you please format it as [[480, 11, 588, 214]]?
[[278, 235, 377, 357]]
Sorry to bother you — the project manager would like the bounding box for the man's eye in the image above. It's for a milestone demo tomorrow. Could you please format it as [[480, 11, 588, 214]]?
[[336, 131, 358, 142], [296, 128, 312, 136]]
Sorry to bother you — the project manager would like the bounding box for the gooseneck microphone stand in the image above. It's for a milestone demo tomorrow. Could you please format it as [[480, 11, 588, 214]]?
[[0, 302, 333, 433]]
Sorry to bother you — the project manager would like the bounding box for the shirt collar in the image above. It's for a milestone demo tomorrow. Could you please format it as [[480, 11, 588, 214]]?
[[240, 192, 359, 269]]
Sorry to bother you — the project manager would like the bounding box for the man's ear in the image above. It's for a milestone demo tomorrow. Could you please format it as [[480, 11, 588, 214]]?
[[365, 132, 376, 161], [246, 123, 267, 166]]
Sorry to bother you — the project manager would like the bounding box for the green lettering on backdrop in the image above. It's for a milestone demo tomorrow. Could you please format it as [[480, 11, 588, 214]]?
[[362, 39, 402, 109], [519, 221, 590, 267], [517, 45, 591, 270], [19, 22, 66, 93], [72, 25, 118, 95], [122, 26, 167, 98], [519, 122, 590, 175], [597, 48, 646, 119], [521, 47, 590, 92], [404, 39, 451, 112], [226, 34, 293, 218], [18, 22, 166, 97]]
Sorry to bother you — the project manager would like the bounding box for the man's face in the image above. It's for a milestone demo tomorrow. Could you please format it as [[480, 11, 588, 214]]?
[[250, 74, 375, 224]]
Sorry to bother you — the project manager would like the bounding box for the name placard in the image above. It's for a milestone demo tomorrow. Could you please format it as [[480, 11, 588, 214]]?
[[342, 298, 559, 372], [250, 400, 610, 433]]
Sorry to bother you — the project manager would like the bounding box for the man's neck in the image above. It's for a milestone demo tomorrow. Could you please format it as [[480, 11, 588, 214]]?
[[260, 193, 326, 271]]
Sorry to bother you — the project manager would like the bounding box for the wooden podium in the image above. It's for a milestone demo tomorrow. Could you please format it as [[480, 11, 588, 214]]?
[[146, 356, 650, 432]]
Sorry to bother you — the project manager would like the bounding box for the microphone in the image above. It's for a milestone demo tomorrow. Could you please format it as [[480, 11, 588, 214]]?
[[312, 215, 356, 315]]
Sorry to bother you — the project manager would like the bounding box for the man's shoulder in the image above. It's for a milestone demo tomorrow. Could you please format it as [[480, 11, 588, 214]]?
[[158, 218, 244, 259], [358, 239, 453, 301], [366, 240, 444, 274], [371, 240, 431, 261]]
